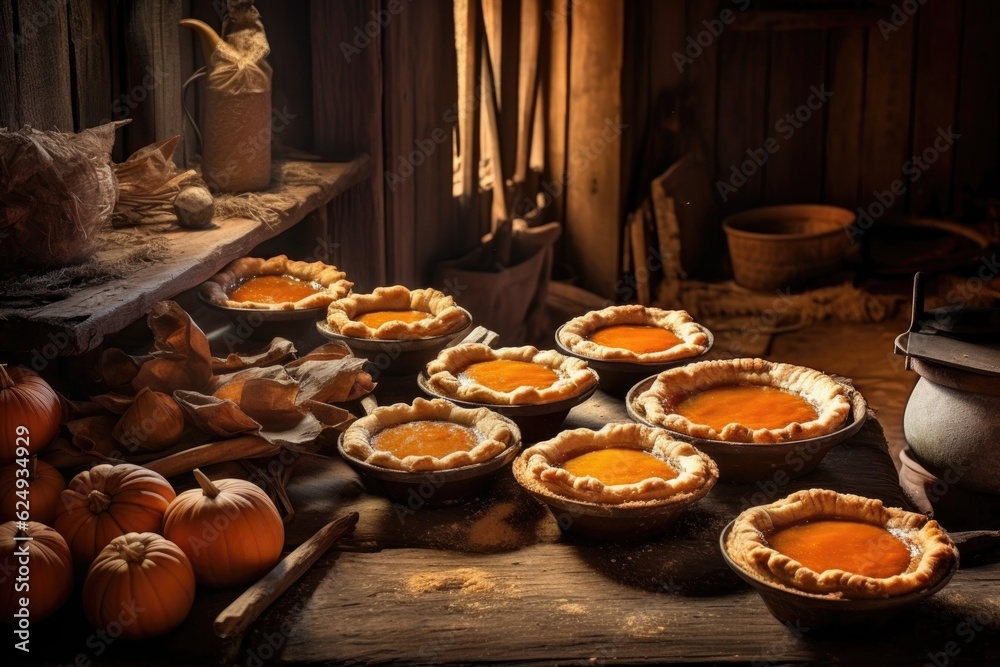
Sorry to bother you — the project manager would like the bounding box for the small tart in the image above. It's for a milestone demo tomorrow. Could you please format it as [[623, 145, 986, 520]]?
[[326, 285, 469, 340], [558, 305, 710, 363], [515, 423, 718, 505], [725, 489, 957, 599], [425, 344, 598, 406], [634, 358, 850, 443], [201, 255, 352, 311], [341, 398, 516, 472]]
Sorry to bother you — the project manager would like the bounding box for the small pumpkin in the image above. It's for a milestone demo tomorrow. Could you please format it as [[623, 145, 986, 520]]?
[[83, 532, 195, 639], [55, 463, 176, 567], [163, 468, 284, 587], [0, 458, 66, 525], [0, 365, 62, 464], [0, 521, 73, 623]]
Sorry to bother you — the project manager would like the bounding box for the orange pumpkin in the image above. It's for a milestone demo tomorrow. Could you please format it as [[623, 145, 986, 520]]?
[[0, 458, 66, 525], [0, 365, 62, 463], [163, 468, 284, 587], [0, 521, 73, 623], [83, 532, 195, 639], [55, 463, 176, 567]]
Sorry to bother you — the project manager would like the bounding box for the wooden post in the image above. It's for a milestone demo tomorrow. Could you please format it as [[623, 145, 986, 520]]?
[[14, 0, 74, 130], [565, 0, 625, 299]]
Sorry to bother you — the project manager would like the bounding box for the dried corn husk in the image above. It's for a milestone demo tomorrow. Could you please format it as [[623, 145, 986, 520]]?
[[0, 122, 123, 268], [111, 135, 209, 228], [112, 387, 186, 453]]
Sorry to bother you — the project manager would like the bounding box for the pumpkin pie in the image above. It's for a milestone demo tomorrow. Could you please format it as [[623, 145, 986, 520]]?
[[201, 255, 352, 310], [326, 286, 469, 340], [725, 489, 957, 599], [340, 398, 517, 471], [558, 305, 710, 363], [514, 423, 718, 505], [425, 344, 598, 405], [634, 358, 850, 443]]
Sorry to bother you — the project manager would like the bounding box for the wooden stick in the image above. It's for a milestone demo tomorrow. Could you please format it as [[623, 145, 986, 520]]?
[[145, 436, 279, 478], [477, 3, 509, 227], [214, 511, 360, 638]]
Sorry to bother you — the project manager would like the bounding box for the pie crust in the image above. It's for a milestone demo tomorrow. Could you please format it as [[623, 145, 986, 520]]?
[[515, 423, 718, 505], [634, 358, 850, 443], [201, 255, 352, 310], [326, 285, 469, 340], [340, 398, 516, 471], [558, 305, 710, 362], [425, 344, 598, 405], [725, 489, 958, 599]]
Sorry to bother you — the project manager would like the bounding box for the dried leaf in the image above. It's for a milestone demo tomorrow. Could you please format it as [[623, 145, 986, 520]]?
[[132, 301, 214, 393], [101, 348, 146, 394], [212, 337, 297, 373], [286, 358, 374, 403], [173, 390, 262, 438], [112, 387, 186, 453], [90, 393, 136, 415], [64, 415, 120, 457], [283, 342, 352, 369]]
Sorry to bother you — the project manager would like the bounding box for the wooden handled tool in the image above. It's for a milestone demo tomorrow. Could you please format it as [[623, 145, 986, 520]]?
[[214, 511, 360, 638]]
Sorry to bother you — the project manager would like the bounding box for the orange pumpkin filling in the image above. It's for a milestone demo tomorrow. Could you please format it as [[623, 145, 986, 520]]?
[[767, 519, 913, 579], [563, 447, 677, 486], [371, 421, 479, 459], [461, 359, 559, 393], [355, 309, 432, 328], [587, 324, 683, 354], [228, 275, 320, 304], [673, 385, 818, 432]]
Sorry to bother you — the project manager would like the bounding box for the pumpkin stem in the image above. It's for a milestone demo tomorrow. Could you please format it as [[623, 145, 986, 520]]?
[[117, 538, 146, 564], [0, 365, 13, 390], [88, 490, 113, 513], [193, 468, 221, 499], [15, 528, 28, 540]]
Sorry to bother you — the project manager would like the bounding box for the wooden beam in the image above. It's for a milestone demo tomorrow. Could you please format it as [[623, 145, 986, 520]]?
[[823, 27, 865, 209], [310, 0, 386, 289], [908, 0, 962, 216], [565, 0, 625, 299], [14, 0, 74, 130]]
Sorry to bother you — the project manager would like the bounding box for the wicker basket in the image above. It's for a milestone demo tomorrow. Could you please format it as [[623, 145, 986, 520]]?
[[722, 205, 855, 291]]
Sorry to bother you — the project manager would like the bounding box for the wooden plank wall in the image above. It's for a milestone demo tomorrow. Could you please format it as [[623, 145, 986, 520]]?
[[619, 0, 1000, 223]]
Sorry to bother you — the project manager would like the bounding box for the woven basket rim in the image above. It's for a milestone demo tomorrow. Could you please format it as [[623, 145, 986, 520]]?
[[723, 205, 855, 241]]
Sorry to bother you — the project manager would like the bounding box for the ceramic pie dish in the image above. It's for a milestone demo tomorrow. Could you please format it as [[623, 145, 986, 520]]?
[[326, 285, 471, 340], [316, 306, 474, 377], [626, 367, 867, 483], [200, 255, 352, 311], [634, 358, 851, 444], [337, 398, 521, 505], [720, 489, 959, 627], [512, 422, 718, 539], [555, 306, 714, 396], [419, 343, 599, 441]]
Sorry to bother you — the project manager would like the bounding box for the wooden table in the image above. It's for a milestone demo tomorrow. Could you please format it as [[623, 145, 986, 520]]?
[[0, 157, 371, 355], [16, 377, 1000, 666]]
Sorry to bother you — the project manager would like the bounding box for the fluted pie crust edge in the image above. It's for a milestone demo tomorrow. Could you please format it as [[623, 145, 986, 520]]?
[[633, 358, 851, 443], [340, 398, 516, 471], [425, 344, 598, 405], [558, 305, 710, 362], [326, 285, 469, 340], [724, 488, 958, 599], [513, 422, 718, 506], [201, 255, 352, 310]]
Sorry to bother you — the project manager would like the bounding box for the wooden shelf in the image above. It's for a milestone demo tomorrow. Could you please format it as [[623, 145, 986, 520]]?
[[0, 156, 372, 355]]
